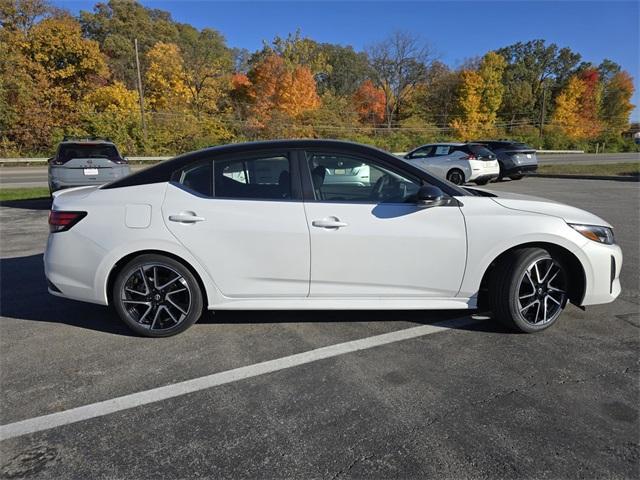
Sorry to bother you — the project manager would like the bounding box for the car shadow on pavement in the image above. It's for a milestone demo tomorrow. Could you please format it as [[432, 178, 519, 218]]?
[[0, 253, 509, 336], [0, 253, 131, 335], [0, 197, 51, 211]]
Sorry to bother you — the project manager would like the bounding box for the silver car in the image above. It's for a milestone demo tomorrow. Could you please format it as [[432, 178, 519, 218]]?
[[48, 138, 131, 194], [403, 142, 500, 185]]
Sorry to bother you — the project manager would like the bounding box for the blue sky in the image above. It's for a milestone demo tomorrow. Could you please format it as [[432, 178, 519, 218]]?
[[53, 0, 640, 120]]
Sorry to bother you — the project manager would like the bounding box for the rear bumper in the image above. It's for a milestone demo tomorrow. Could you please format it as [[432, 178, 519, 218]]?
[[503, 164, 538, 177], [44, 230, 108, 305], [471, 173, 499, 184]]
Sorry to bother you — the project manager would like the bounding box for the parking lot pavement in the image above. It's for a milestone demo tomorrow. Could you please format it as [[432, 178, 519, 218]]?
[[0, 178, 638, 479]]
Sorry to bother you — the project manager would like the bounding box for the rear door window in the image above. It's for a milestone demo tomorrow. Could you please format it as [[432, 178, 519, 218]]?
[[408, 146, 433, 159], [433, 145, 451, 156], [172, 155, 292, 200]]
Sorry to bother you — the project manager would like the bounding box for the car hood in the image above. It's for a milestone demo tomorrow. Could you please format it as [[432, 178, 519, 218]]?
[[473, 188, 612, 227]]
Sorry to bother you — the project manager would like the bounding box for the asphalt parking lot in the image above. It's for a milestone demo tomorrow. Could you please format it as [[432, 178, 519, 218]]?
[[0, 178, 638, 479]]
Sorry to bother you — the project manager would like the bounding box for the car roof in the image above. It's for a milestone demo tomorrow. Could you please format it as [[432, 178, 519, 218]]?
[[103, 139, 469, 197], [415, 142, 465, 147], [60, 140, 115, 144]]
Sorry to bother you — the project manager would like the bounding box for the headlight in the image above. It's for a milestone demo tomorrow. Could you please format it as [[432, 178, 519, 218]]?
[[569, 224, 615, 244]]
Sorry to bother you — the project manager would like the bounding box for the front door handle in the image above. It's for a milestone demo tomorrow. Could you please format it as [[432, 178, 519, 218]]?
[[312, 217, 348, 229], [168, 212, 205, 223]]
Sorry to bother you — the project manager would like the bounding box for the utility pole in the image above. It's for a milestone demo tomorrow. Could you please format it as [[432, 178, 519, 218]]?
[[538, 84, 547, 139], [134, 38, 147, 141]]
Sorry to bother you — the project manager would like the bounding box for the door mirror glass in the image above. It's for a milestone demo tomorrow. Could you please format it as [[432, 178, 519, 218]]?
[[416, 185, 445, 208]]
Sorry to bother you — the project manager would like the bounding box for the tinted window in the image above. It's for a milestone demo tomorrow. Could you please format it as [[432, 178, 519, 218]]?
[[174, 161, 213, 196], [408, 146, 433, 159], [57, 144, 120, 163], [215, 155, 291, 200], [466, 144, 496, 158], [307, 153, 420, 204]]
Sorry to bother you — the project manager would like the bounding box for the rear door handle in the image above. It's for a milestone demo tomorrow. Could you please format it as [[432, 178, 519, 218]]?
[[312, 217, 348, 229], [168, 212, 205, 223]]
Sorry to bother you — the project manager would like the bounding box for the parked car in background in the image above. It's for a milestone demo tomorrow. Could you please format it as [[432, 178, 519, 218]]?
[[474, 140, 538, 180], [403, 143, 500, 185], [45, 140, 622, 337], [48, 137, 131, 194]]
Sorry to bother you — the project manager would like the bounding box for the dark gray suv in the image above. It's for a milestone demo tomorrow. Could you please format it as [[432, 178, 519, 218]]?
[[48, 138, 131, 194], [474, 140, 538, 180]]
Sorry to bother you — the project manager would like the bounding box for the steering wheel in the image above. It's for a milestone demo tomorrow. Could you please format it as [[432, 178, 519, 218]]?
[[371, 174, 407, 202], [371, 174, 390, 200]]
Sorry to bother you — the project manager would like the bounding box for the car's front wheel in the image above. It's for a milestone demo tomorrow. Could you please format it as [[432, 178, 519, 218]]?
[[447, 169, 465, 185], [489, 248, 568, 333], [113, 254, 204, 337]]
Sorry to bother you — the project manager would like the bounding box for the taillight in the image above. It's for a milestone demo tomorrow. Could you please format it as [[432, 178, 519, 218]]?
[[49, 211, 87, 233], [462, 155, 477, 160]]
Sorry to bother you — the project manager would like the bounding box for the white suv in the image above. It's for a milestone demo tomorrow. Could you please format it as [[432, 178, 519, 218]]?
[[404, 143, 500, 185]]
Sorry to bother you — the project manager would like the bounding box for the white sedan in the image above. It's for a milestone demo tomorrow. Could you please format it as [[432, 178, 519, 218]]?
[[404, 142, 501, 185], [45, 140, 622, 337]]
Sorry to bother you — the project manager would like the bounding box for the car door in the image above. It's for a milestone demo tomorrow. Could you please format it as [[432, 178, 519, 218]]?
[[162, 151, 310, 298], [302, 150, 467, 298]]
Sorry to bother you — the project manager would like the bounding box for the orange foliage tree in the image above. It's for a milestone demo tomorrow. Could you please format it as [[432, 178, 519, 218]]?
[[245, 54, 320, 127], [352, 80, 386, 125]]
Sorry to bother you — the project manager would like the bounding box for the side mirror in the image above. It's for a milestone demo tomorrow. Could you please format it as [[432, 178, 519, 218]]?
[[416, 185, 445, 208]]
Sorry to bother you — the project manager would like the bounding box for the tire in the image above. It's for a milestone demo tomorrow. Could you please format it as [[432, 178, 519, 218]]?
[[489, 247, 568, 333], [510, 174, 523, 180], [474, 178, 489, 185], [112, 254, 204, 337], [446, 169, 465, 185]]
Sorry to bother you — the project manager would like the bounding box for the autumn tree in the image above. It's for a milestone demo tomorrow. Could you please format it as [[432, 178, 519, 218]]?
[[353, 80, 386, 125], [245, 54, 320, 127], [367, 31, 433, 128], [600, 71, 634, 136], [144, 42, 190, 111], [253, 30, 330, 77], [79, 0, 181, 86], [577, 68, 602, 138], [27, 15, 109, 96], [551, 75, 587, 139], [450, 51, 506, 139], [0, 6, 109, 152]]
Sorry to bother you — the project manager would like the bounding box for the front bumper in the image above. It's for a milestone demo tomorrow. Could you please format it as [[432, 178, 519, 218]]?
[[580, 241, 622, 306]]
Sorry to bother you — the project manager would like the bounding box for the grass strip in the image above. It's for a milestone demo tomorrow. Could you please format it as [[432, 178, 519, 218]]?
[[537, 162, 639, 177]]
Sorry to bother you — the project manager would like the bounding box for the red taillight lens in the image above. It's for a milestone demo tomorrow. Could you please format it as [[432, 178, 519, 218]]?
[[461, 154, 477, 160], [49, 211, 87, 233]]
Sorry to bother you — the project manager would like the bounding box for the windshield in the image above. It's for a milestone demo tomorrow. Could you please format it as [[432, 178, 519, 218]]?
[[58, 144, 120, 163]]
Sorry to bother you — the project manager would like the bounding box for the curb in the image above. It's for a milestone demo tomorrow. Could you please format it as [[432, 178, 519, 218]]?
[[530, 173, 639, 182]]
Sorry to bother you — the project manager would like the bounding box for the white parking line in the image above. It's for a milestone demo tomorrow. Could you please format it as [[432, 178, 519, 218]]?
[[0, 316, 477, 441]]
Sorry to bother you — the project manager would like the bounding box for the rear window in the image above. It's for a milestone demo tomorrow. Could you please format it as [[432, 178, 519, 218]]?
[[467, 144, 495, 157], [57, 144, 120, 163]]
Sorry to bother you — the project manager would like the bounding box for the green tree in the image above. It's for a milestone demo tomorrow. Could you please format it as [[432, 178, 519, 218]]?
[[497, 40, 581, 126], [79, 0, 181, 86]]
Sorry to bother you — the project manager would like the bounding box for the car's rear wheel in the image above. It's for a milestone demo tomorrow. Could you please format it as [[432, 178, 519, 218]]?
[[510, 174, 524, 180], [447, 169, 465, 185], [474, 178, 490, 185], [489, 248, 568, 333], [113, 254, 204, 337]]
